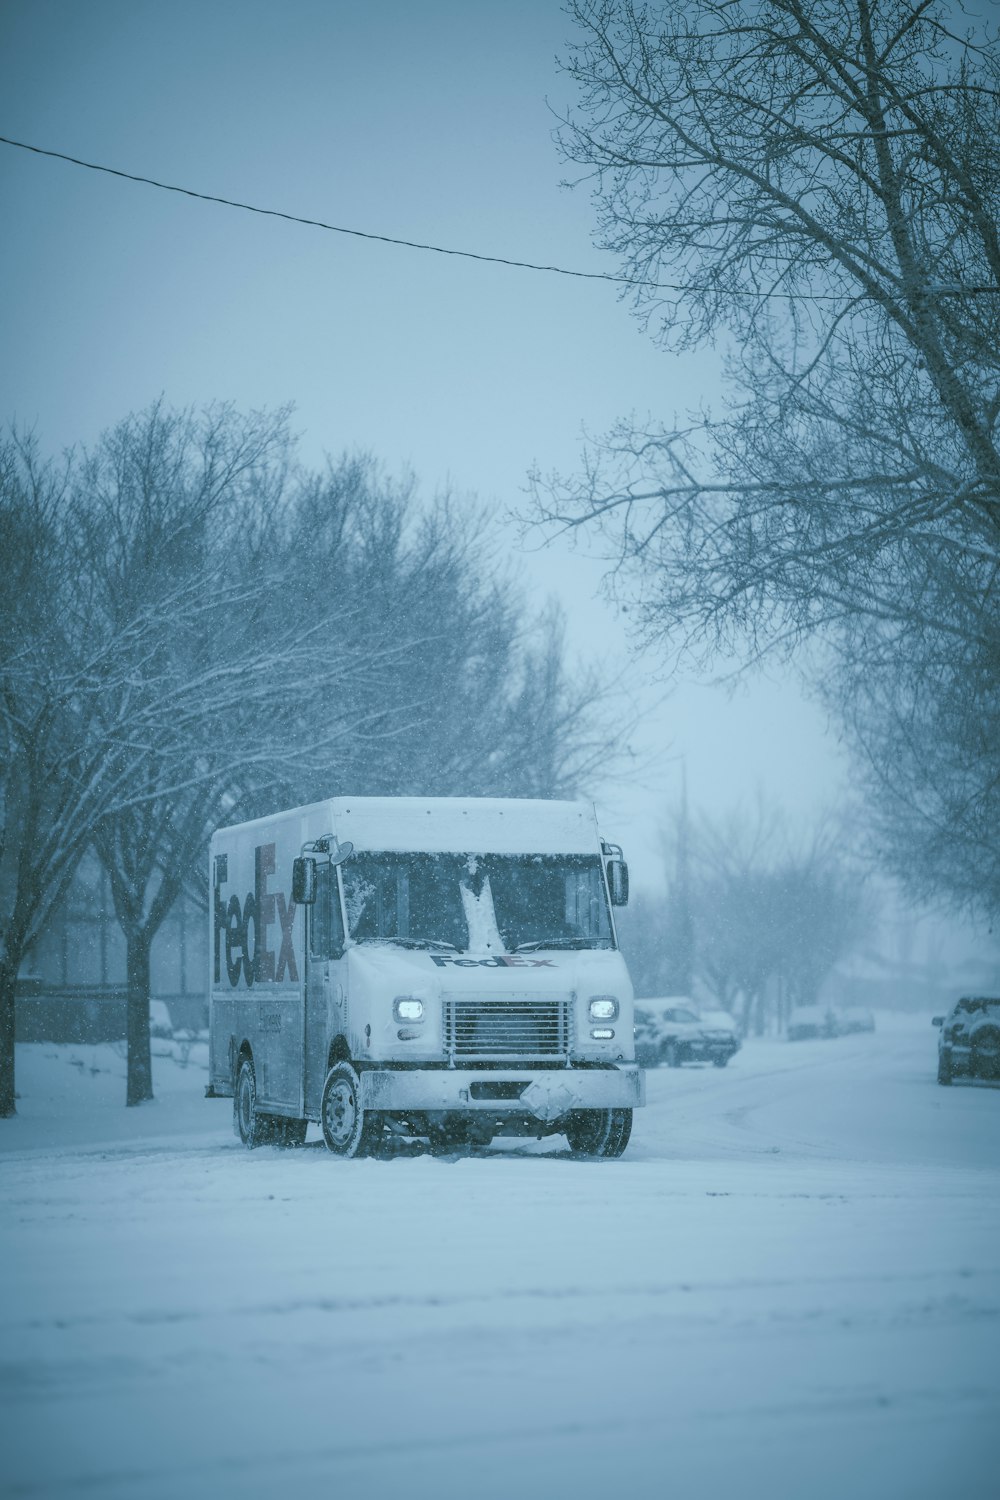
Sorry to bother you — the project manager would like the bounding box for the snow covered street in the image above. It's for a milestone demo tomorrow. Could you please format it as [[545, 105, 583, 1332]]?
[[1, 1020, 998, 1500]]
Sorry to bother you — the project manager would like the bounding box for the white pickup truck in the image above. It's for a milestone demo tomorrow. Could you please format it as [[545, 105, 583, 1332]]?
[[207, 796, 644, 1157]]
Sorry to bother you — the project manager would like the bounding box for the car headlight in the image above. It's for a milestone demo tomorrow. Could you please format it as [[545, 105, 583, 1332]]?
[[393, 997, 425, 1022], [589, 996, 619, 1021]]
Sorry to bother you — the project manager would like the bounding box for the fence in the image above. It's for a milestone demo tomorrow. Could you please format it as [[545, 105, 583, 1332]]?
[[14, 980, 207, 1044]]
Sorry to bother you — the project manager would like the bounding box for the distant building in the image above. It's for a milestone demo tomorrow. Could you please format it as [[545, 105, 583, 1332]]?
[[17, 851, 206, 1041]]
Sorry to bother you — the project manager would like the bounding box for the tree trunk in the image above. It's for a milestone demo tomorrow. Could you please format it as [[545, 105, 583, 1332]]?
[[125, 929, 154, 1106], [0, 958, 18, 1118], [752, 989, 766, 1037]]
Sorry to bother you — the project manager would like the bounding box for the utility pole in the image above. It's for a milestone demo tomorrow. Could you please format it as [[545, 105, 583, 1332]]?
[[664, 757, 695, 994]]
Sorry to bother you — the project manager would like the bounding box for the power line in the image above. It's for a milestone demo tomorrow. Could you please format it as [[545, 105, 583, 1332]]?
[[1, 133, 996, 301], [0, 133, 667, 289]]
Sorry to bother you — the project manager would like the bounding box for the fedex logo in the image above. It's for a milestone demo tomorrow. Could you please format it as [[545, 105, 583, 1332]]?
[[430, 955, 556, 969], [213, 842, 297, 988]]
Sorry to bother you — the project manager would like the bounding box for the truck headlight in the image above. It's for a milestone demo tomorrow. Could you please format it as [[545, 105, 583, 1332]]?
[[589, 996, 619, 1021], [393, 997, 425, 1022]]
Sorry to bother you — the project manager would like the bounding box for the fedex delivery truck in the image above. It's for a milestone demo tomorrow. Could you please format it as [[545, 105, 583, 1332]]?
[[207, 796, 644, 1157]]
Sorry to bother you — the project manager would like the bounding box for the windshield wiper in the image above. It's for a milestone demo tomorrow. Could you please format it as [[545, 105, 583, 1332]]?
[[387, 936, 462, 952], [513, 937, 597, 952]]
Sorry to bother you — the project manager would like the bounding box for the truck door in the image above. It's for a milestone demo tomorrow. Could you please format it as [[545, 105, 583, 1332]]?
[[304, 862, 348, 1119]]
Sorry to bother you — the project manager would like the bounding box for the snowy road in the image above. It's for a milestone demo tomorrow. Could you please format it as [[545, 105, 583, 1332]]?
[[1, 1021, 998, 1500]]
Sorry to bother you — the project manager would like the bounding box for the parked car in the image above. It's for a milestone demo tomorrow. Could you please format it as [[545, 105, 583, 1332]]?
[[833, 1006, 876, 1035], [634, 997, 740, 1068], [933, 996, 1000, 1085], [696, 1007, 742, 1064], [786, 1005, 837, 1041]]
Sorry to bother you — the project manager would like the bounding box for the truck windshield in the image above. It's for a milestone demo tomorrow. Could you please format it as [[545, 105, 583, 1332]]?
[[342, 853, 614, 952], [487, 855, 612, 951]]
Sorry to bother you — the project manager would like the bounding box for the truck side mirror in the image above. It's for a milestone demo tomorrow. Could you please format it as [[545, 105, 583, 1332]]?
[[292, 856, 316, 905], [931, 1015, 944, 1027], [608, 858, 629, 906]]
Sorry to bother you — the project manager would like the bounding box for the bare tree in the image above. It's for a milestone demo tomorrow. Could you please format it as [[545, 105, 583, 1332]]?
[[69, 404, 286, 1104], [613, 889, 675, 995], [0, 433, 193, 1115], [531, 0, 1000, 916], [691, 800, 870, 1033], [616, 796, 867, 1025], [690, 802, 787, 1032], [272, 459, 636, 808], [72, 408, 424, 1105]]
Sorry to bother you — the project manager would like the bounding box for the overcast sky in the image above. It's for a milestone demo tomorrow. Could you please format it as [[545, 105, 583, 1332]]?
[[0, 0, 848, 889]]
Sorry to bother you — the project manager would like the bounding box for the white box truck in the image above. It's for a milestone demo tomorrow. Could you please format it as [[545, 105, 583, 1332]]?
[[207, 796, 643, 1157]]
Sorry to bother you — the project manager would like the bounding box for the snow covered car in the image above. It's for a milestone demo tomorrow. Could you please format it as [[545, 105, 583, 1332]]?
[[633, 998, 739, 1068], [933, 996, 1000, 1086], [786, 1006, 837, 1041]]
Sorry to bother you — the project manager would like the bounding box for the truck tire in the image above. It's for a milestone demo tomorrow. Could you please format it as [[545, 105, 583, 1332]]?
[[602, 1107, 633, 1158], [713, 1056, 729, 1068], [320, 1062, 382, 1157], [937, 1049, 953, 1086], [664, 1041, 680, 1068], [565, 1107, 632, 1158], [234, 1056, 269, 1148]]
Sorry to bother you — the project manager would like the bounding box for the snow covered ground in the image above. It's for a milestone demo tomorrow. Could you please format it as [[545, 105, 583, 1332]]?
[[1, 1018, 998, 1500]]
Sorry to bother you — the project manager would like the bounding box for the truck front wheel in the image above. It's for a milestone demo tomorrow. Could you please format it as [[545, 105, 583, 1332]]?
[[320, 1062, 382, 1157], [565, 1107, 632, 1158]]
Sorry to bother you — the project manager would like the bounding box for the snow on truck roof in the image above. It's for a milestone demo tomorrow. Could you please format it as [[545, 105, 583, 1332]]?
[[211, 797, 606, 855], [329, 797, 602, 854]]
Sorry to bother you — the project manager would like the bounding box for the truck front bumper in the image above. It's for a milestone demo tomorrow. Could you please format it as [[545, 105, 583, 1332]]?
[[361, 1065, 644, 1123]]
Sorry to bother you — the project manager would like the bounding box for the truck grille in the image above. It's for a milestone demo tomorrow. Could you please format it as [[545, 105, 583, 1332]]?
[[443, 998, 570, 1060]]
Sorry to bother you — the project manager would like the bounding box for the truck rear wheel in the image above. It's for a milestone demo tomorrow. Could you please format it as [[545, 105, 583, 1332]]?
[[565, 1107, 632, 1158], [234, 1056, 267, 1148], [321, 1062, 382, 1158]]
